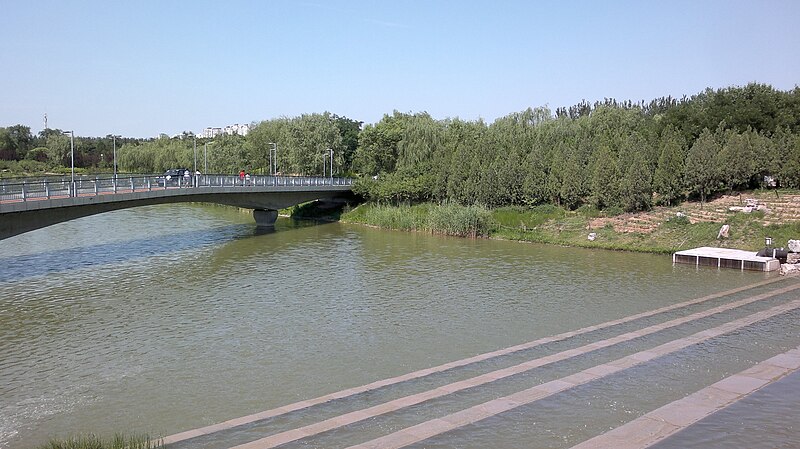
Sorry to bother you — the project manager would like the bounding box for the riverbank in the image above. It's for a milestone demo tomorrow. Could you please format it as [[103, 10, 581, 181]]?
[[336, 191, 800, 254]]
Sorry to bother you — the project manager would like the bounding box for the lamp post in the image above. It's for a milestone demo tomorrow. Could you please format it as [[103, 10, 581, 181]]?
[[63, 130, 75, 196], [328, 148, 334, 181], [193, 136, 197, 187], [268, 142, 277, 175], [112, 135, 120, 181], [204, 141, 213, 175]]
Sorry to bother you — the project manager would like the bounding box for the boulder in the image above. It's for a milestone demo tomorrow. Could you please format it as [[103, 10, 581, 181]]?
[[717, 224, 730, 239], [788, 239, 800, 253], [787, 252, 800, 264], [780, 264, 800, 276]]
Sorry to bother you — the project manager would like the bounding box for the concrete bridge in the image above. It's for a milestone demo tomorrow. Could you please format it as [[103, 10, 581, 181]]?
[[0, 174, 354, 240]]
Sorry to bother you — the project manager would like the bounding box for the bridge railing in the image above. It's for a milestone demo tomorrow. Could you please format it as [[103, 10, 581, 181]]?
[[0, 174, 353, 203]]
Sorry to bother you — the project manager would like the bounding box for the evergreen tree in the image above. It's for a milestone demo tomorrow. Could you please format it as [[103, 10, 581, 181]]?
[[779, 133, 800, 188], [619, 150, 653, 212], [685, 128, 720, 205], [559, 150, 587, 210], [589, 144, 619, 209], [653, 125, 686, 205], [715, 129, 753, 192]]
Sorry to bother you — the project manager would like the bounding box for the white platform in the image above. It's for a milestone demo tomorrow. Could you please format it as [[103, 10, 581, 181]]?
[[673, 246, 780, 272]]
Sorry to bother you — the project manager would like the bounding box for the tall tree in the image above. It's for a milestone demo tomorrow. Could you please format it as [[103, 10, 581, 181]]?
[[589, 144, 619, 209], [353, 111, 410, 175], [653, 125, 686, 205], [685, 128, 720, 205], [779, 133, 800, 188]]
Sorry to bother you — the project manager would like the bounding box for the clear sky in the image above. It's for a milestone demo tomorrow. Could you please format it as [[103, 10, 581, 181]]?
[[2, 0, 798, 138]]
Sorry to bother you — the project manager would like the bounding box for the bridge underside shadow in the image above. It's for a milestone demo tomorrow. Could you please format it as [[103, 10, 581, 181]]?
[[0, 188, 353, 240]]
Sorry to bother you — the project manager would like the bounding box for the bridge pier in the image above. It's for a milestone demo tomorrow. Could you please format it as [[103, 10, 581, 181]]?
[[253, 209, 278, 228]]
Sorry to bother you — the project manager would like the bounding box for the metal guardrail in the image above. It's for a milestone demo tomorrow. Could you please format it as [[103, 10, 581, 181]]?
[[0, 174, 353, 203]]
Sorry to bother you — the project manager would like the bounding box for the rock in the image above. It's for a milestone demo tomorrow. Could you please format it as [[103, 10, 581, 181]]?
[[788, 239, 800, 253], [587, 232, 597, 241], [717, 224, 730, 239], [787, 253, 800, 264], [676, 212, 686, 218], [780, 264, 800, 276]]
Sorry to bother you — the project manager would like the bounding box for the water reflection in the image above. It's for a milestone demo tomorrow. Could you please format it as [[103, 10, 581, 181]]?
[[0, 225, 251, 283]]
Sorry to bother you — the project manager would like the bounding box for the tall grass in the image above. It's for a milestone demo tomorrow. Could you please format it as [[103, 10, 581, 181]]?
[[354, 204, 427, 230], [342, 202, 494, 237], [37, 433, 161, 449], [426, 203, 494, 237]]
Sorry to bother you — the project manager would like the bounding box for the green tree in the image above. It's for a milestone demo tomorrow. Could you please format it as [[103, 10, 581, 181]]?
[[332, 114, 362, 172], [353, 111, 411, 175], [589, 144, 619, 209], [559, 149, 587, 210], [685, 128, 720, 205], [619, 150, 653, 211], [653, 125, 685, 205], [715, 129, 754, 193], [779, 133, 800, 188]]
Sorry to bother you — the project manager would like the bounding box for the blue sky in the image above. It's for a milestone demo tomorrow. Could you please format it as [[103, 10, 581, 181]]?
[[2, 0, 798, 138]]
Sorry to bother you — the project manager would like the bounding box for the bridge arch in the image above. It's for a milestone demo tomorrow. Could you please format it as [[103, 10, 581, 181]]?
[[0, 176, 353, 240]]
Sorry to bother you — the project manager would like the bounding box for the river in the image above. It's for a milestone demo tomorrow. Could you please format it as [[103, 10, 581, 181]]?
[[1, 203, 798, 448]]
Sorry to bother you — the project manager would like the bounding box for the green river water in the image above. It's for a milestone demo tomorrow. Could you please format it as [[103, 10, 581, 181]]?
[[1, 203, 798, 448]]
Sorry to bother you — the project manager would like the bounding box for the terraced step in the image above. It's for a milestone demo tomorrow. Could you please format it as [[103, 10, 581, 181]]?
[[160, 279, 800, 449]]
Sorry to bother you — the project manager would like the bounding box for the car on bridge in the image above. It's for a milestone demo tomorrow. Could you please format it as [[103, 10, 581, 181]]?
[[156, 168, 191, 187]]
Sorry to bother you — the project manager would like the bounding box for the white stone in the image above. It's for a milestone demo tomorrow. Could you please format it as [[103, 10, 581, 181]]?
[[788, 239, 800, 253], [587, 232, 597, 241], [780, 264, 800, 276], [717, 224, 730, 239]]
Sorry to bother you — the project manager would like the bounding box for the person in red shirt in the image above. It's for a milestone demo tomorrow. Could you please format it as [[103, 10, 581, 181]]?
[[239, 169, 245, 186]]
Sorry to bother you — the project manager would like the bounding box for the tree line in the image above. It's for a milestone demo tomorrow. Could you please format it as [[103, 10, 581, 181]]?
[[2, 83, 799, 212], [352, 83, 800, 211]]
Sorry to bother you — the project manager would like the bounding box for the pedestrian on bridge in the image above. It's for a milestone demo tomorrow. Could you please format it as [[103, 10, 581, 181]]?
[[239, 170, 246, 186]]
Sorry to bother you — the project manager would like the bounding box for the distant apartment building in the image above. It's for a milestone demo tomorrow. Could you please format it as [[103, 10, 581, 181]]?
[[201, 123, 250, 138]]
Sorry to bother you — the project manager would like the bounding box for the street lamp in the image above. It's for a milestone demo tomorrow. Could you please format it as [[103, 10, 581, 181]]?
[[268, 142, 277, 175], [63, 130, 75, 196], [193, 136, 197, 187], [328, 148, 334, 181], [112, 135, 120, 181], [204, 141, 213, 174]]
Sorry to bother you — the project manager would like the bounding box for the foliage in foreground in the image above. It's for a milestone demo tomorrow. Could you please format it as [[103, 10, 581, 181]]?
[[36, 433, 161, 449]]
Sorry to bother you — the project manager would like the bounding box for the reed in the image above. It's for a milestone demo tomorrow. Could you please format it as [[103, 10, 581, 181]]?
[[426, 203, 494, 237], [37, 433, 161, 449]]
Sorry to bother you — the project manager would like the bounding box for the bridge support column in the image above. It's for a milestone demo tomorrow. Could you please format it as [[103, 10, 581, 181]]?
[[253, 209, 278, 228]]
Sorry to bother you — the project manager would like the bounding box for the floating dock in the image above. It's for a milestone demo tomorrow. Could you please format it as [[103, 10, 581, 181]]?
[[673, 247, 780, 272]]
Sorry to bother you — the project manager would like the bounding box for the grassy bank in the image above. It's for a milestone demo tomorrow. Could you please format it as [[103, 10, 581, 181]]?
[[340, 200, 800, 254], [36, 433, 161, 449]]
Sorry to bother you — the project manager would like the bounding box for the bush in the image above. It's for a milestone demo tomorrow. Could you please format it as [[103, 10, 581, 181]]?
[[603, 206, 625, 217], [576, 204, 601, 218]]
